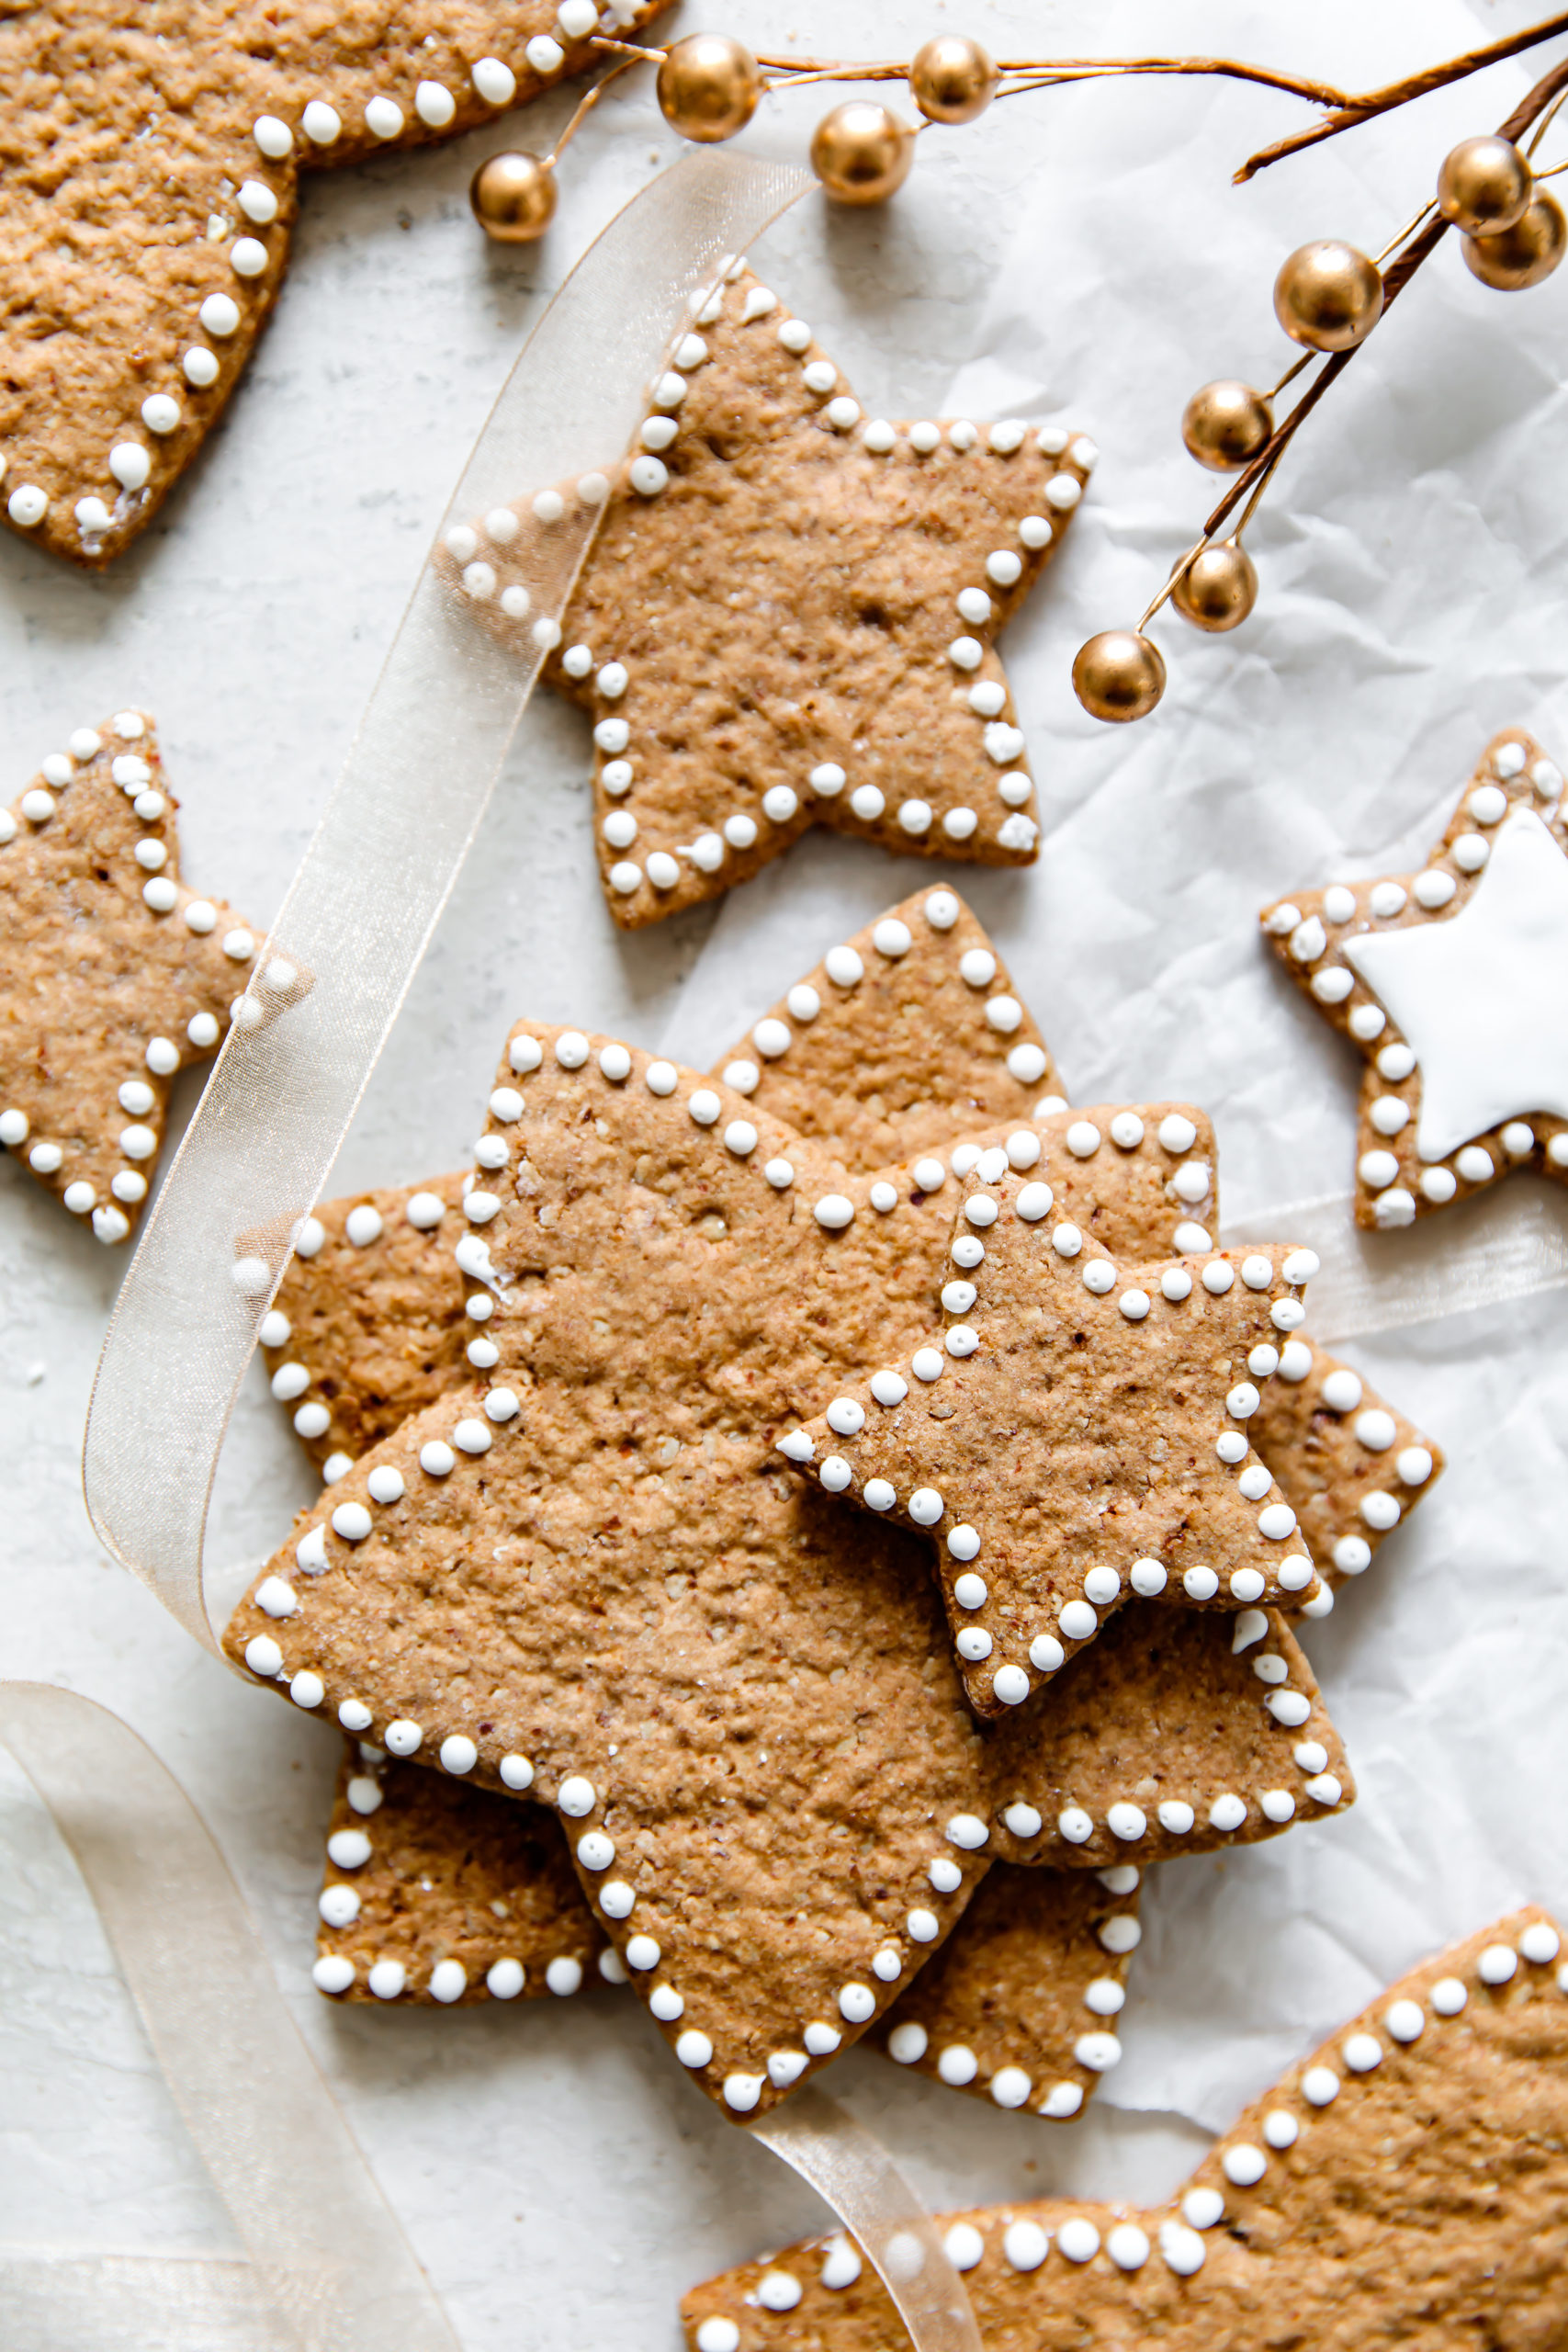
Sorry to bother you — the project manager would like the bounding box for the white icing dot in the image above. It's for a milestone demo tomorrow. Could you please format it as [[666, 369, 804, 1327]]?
[[414, 79, 456, 127]]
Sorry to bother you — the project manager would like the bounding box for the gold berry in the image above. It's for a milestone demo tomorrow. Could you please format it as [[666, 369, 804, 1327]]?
[[1181, 379, 1274, 472], [810, 101, 916, 206], [469, 152, 557, 243], [1073, 630, 1167, 723], [1463, 189, 1567, 290], [909, 35, 998, 125], [655, 34, 761, 144], [1437, 134, 1532, 236], [1273, 240, 1383, 353], [1171, 540, 1258, 634]]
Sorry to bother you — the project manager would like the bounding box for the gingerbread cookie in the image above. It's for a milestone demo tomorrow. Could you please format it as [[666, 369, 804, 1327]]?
[[710, 890, 1058, 1168], [785, 1157, 1327, 1720], [451, 269, 1091, 925], [1262, 727, 1568, 1227], [314, 1736, 611, 2004], [877, 1863, 1142, 2121], [1249, 1337, 1441, 1587], [0, 1, 668, 568], [0, 711, 266, 1242], [683, 1909, 1568, 2351]]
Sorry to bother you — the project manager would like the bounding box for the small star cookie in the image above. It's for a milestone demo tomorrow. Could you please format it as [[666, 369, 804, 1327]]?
[[1262, 728, 1568, 1227], [0, 711, 262, 1241], [684, 1910, 1568, 2352], [452, 269, 1091, 925], [0, 1, 669, 567], [787, 1158, 1328, 1721]]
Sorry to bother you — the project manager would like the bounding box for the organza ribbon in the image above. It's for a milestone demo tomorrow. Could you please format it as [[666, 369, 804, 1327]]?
[[65, 148, 981, 2352], [0, 1683, 459, 2352], [1, 1684, 977, 2352], [1222, 1177, 1568, 1342]]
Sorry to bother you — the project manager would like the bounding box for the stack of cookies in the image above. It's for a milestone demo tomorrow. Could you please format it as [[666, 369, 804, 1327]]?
[[226, 887, 1442, 2128]]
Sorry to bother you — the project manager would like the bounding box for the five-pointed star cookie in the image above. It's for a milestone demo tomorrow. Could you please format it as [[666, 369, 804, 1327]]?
[[449, 267, 1092, 925], [1262, 728, 1568, 1228], [224, 1015, 1350, 2118], [0, 710, 266, 1241], [787, 1171, 1327, 1721], [683, 1909, 1568, 2352], [0, 0, 668, 568]]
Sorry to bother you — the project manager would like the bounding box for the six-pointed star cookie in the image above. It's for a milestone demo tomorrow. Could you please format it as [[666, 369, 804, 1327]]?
[[0, 0, 668, 568], [1262, 728, 1568, 1228], [684, 1910, 1568, 2352], [0, 710, 265, 1241], [450, 267, 1092, 925], [788, 1175, 1325, 1720]]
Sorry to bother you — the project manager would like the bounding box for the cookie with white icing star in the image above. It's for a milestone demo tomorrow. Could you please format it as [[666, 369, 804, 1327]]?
[[1262, 728, 1568, 1227], [0, 711, 265, 1241], [0, 0, 668, 569], [451, 268, 1090, 926], [683, 1909, 1568, 2352]]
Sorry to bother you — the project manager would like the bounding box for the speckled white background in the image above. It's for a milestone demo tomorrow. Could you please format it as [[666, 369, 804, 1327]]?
[[5, 2, 1568, 2343]]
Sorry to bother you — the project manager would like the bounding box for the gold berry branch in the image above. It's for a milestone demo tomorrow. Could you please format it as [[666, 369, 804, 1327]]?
[[1074, 40, 1568, 723], [464, 17, 1568, 723]]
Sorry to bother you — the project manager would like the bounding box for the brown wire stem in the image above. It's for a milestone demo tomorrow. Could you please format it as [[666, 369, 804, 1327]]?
[[545, 49, 649, 164], [1235, 8, 1568, 180]]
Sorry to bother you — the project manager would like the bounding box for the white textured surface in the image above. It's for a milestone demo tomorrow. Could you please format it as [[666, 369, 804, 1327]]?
[[3, 2, 1567, 2342]]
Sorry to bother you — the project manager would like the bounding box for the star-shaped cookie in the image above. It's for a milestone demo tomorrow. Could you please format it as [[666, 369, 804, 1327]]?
[[0, 710, 265, 1241], [450, 266, 1092, 925], [788, 1173, 1326, 1720], [0, 0, 668, 568], [1262, 728, 1568, 1227], [684, 1910, 1568, 2352]]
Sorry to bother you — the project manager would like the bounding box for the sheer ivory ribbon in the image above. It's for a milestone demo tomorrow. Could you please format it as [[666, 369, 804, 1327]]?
[[1221, 1177, 1568, 1343], [84, 147, 810, 1660], [68, 149, 980, 2352], [0, 1683, 458, 2352]]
